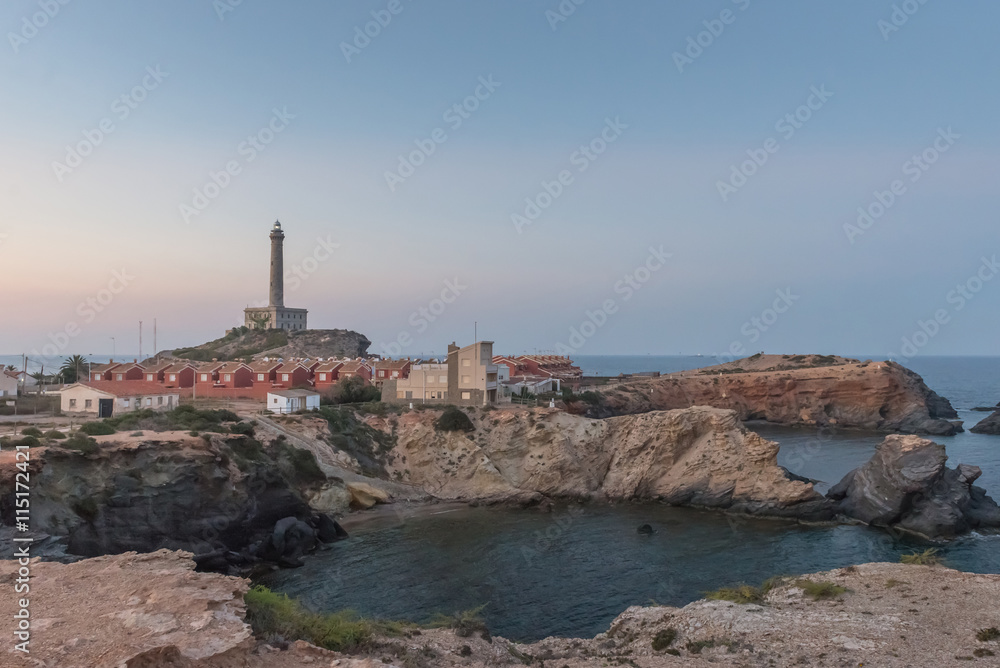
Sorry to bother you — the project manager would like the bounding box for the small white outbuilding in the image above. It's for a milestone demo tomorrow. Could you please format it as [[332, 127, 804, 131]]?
[[266, 389, 321, 414]]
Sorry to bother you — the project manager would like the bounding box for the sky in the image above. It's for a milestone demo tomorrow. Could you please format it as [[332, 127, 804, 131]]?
[[2, 0, 999, 366]]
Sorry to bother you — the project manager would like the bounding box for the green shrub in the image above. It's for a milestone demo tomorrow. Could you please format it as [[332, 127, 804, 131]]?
[[79, 421, 116, 436], [652, 628, 677, 651], [230, 421, 256, 436], [21, 427, 43, 437], [900, 548, 943, 566], [244, 586, 402, 652], [273, 441, 325, 484], [704, 577, 784, 605], [62, 433, 99, 455], [435, 406, 475, 433], [4, 435, 41, 449], [426, 605, 489, 639], [795, 579, 847, 601], [43, 430, 67, 439]]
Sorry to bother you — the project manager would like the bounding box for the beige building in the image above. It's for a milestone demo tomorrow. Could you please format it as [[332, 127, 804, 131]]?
[[391, 362, 449, 402], [384, 341, 499, 406], [61, 382, 180, 418]]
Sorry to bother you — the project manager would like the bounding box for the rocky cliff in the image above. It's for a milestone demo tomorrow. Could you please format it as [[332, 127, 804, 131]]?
[[827, 434, 1000, 539], [291, 406, 831, 519], [165, 327, 371, 362], [583, 355, 960, 435], [0, 431, 345, 570], [4, 550, 999, 667]]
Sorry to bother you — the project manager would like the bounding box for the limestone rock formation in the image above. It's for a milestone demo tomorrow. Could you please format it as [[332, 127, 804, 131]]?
[[971, 409, 1000, 434], [361, 406, 832, 519], [826, 434, 1000, 539], [583, 356, 960, 435], [0, 550, 253, 667]]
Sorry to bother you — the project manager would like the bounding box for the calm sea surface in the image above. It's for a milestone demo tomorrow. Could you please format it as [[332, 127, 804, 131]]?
[[261, 355, 1000, 641]]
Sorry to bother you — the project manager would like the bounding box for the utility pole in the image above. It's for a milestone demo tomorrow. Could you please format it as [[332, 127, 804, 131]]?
[[139, 321, 143, 362]]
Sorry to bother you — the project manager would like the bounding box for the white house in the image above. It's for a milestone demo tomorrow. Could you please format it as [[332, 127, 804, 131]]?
[[267, 389, 321, 414], [61, 382, 181, 418], [1, 370, 20, 398]]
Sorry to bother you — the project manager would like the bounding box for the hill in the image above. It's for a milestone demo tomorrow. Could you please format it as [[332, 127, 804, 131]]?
[[162, 328, 371, 362]]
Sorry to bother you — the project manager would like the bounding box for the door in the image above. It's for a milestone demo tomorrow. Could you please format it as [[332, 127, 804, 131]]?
[[98, 398, 114, 418]]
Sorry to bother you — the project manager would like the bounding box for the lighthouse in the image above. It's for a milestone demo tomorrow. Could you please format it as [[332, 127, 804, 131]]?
[[244, 221, 309, 331], [269, 221, 285, 308]]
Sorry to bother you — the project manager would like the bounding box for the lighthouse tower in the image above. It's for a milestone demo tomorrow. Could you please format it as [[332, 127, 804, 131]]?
[[269, 221, 285, 308], [244, 221, 309, 331]]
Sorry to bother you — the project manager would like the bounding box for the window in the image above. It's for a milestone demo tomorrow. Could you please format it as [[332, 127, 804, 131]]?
[[282, 374, 289, 382], [224, 374, 231, 382], [116, 374, 123, 381], [147, 374, 154, 381], [169, 374, 176, 382], [319, 373, 327, 381], [440, 375, 447, 383], [146, 398, 152, 406], [462, 391, 471, 400], [157, 397, 163, 405], [85, 399, 92, 408], [462, 359, 471, 367], [258, 374, 265, 381], [462, 375, 471, 384], [201, 374, 208, 382], [392, 371, 399, 378], [69, 399, 77, 408], [123, 399, 130, 407], [273, 398, 279, 404]]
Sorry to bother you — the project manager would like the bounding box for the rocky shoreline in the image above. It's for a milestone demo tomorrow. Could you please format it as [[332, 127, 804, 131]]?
[[581, 355, 963, 436], [3, 549, 999, 667]]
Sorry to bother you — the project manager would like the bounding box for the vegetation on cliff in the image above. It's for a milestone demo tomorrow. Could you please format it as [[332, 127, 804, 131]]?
[[166, 327, 371, 362]]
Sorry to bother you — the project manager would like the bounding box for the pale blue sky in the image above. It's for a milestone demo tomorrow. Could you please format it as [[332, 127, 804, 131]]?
[[2, 1, 998, 362]]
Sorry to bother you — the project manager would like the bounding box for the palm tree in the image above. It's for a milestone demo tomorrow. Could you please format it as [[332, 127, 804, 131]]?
[[60, 355, 89, 384], [4, 364, 17, 373]]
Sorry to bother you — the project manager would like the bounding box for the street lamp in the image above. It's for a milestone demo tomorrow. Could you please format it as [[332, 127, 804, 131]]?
[[110, 337, 116, 361]]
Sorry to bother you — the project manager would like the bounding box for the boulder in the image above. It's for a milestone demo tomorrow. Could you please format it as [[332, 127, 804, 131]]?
[[826, 434, 1000, 539], [971, 409, 1000, 434], [347, 482, 391, 509]]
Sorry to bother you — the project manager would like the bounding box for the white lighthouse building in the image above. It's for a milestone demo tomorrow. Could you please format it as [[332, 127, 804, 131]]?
[[244, 221, 309, 330]]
